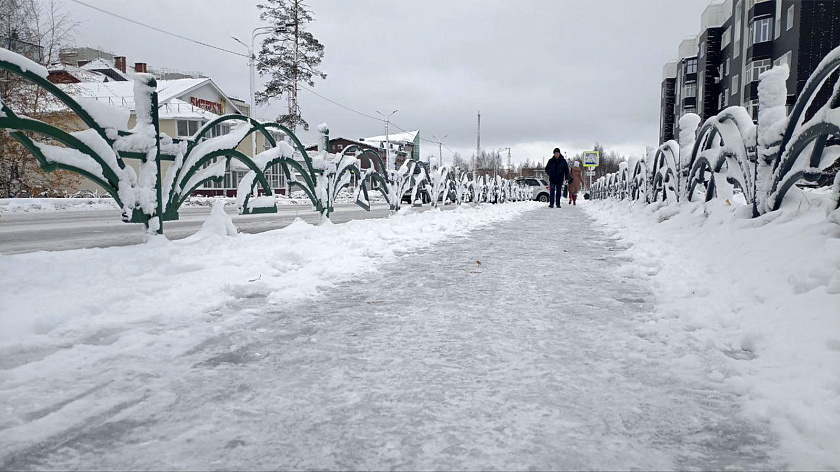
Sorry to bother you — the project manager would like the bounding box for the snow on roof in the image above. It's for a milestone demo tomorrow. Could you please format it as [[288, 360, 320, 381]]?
[[56, 78, 212, 111], [157, 98, 220, 120], [80, 58, 114, 71], [47, 63, 109, 83], [678, 36, 699, 60], [79, 58, 129, 80], [362, 129, 419, 144], [662, 61, 678, 80]]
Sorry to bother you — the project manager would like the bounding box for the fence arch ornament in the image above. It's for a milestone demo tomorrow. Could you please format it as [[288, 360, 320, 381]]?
[[594, 45, 840, 216], [1, 46, 533, 235]]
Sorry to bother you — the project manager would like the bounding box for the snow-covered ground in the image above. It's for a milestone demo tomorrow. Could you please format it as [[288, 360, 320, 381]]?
[[0, 190, 386, 214], [583, 192, 840, 469], [1, 194, 837, 469], [0, 197, 120, 213]]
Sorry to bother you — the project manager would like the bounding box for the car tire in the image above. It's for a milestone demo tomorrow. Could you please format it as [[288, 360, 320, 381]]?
[[537, 193, 549, 203]]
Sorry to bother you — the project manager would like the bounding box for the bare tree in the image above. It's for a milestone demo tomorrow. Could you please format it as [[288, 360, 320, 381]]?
[[1, 0, 80, 197], [451, 152, 467, 170], [474, 149, 502, 174]]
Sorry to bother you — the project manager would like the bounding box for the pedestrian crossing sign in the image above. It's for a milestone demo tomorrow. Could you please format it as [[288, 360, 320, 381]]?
[[583, 151, 599, 168]]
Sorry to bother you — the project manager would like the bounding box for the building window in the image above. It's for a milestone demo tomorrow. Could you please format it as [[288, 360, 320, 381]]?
[[732, 75, 739, 95], [745, 99, 759, 120], [775, 0, 782, 38], [723, 89, 730, 107], [786, 5, 794, 31], [208, 123, 231, 138], [722, 26, 731, 48], [749, 17, 772, 46], [734, 1, 742, 58], [684, 81, 697, 98], [177, 119, 204, 137], [685, 58, 698, 74], [698, 71, 704, 99], [746, 58, 772, 83], [699, 41, 705, 59], [774, 51, 792, 68], [683, 106, 696, 116], [725, 58, 730, 76]]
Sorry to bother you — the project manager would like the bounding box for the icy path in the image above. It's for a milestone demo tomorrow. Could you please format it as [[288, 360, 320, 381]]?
[[1, 205, 776, 470]]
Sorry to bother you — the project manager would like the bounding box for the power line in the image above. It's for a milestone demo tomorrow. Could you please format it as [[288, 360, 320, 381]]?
[[70, 0, 250, 58], [390, 122, 441, 145], [299, 85, 384, 122], [69, 0, 467, 156], [300, 87, 455, 151], [442, 143, 458, 156]]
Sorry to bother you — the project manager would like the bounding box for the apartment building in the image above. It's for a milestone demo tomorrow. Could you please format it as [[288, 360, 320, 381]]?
[[659, 0, 840, 144]]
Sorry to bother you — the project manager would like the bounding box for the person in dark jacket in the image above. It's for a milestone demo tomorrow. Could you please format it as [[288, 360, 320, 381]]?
[[544, 148, 571, 208]]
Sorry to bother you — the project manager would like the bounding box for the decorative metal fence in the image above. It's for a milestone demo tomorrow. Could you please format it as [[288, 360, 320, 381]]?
[[592, 45, 840, 216], [0, 48, 531, 234]]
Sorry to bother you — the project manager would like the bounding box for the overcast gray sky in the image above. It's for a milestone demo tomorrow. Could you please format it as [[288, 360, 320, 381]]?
[[66, 0, 710, 165]]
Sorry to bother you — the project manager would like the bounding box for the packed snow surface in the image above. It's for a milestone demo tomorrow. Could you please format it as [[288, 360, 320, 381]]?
[[584, 196, 840, 470], [0, 198, 837, 469]]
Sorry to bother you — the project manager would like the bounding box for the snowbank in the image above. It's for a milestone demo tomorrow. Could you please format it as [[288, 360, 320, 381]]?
[[0, 199, 539, 352], [0, 189, 388, 214], [0, 202, 539, 456], [0, 197, 119, 213], [583, 195, 840, 469]]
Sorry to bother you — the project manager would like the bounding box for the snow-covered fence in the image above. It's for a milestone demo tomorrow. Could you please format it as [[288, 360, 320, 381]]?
[[593, 45, 840, 217], [0, 46, 529, 235]]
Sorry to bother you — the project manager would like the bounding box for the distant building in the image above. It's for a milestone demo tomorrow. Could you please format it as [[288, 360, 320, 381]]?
[[359, 130, 421, 170], [660, 61, 678, 143], [659, 0, 840, 144], [38, 47, 298, 197], [305, 138, 386, 171], [56, 46, 206, 82], [2, 33, 43, 62]]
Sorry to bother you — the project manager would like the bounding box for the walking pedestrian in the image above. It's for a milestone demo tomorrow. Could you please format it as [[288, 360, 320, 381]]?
[[544, 148, 570, 208], [569, 161, 583, 205]]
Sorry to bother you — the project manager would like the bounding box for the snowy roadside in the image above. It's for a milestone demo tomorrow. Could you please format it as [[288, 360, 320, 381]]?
[[0, 191, 386, 214], [0, 202, 540, 351], [0, 202, 540, 459], [0, 197, 121, 213], [581, 193, 840, 469]]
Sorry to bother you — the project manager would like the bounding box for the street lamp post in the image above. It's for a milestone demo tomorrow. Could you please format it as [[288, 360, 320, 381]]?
[[233, 24, 294, 194], [376, 109, 398, 174], [432, 134, 448, 169], [233, 27, 271, 159]]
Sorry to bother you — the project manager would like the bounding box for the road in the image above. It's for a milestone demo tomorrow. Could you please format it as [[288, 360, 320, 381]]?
[[0, 203, 392, 254]]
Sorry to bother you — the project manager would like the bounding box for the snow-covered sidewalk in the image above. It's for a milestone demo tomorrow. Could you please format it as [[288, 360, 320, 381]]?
[[1, 200, 801, 470]]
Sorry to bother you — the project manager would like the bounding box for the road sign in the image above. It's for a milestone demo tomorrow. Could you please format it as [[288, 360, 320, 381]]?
[[587, 170, 596, 176], [583, 150, 599, 168]]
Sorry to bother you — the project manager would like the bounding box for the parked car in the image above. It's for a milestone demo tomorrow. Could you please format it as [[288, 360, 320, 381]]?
[[515, 178, 550, 202]]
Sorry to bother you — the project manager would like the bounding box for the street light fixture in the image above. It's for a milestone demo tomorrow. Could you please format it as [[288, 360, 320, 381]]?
[[376, 109, 398, 173]]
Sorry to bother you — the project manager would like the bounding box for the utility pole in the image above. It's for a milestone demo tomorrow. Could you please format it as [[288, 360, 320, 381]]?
[[376, 109, 398, 172], [475, 110, 480, 178]]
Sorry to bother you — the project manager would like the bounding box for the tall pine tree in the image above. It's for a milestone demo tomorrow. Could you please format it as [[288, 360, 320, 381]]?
[[256, 0, 326, 132]]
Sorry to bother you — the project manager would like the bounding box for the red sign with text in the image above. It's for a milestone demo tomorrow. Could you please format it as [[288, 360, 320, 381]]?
[[190, 97, 224, 115]]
